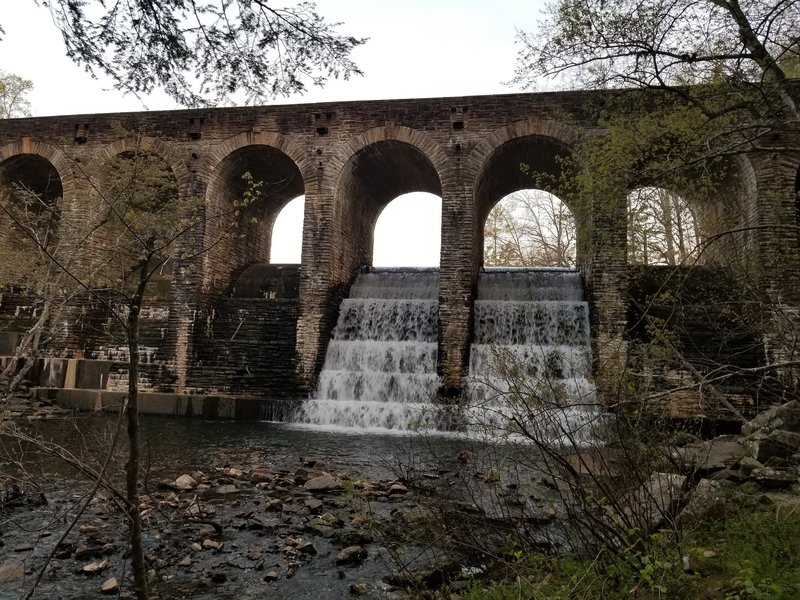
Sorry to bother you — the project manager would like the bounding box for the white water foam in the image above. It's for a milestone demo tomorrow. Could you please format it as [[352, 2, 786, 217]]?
[[466, 269, 600, 444], [295, 269, 442, 431]]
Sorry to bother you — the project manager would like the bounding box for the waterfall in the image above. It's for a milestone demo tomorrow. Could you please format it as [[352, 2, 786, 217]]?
[[466, 268, 599, 443], [295, 269, 442, 431]]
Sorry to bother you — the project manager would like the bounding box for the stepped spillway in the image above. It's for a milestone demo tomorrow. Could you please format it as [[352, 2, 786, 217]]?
[[466, 268, 598, 443], [295, 269, 441, 431]]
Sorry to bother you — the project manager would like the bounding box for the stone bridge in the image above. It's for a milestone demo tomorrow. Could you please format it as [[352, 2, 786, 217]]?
[[1, 91, 798, 404]]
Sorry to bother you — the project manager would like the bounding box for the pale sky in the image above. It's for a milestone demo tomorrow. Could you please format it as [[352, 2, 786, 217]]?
[[1, 0, 548, 265]]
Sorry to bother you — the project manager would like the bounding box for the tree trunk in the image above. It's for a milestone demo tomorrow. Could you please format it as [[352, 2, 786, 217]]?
[[126, 269, 149, 599]]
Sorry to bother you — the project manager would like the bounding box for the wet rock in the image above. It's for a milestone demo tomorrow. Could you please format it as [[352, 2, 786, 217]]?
[[250, 469, 273, 484], [384, 559, 460, 590], [75, 543, 104, 559], [224, 467, 244, 478], [175, 474, 198, 490], [185, 502, 216, 518], [297, 541, 317, 555], [265, 498, 283, 511], [745, 430, 800, 463], [264, 570, 279, 582], [214, 484, 239, 495], [679, 438, 746, 473], [350, 582, 369, 595], [202, 538, 223, 551], [741, 400, 800, 436], [749, 466, 798, 489], [82, 559, 109, 575], [0, 561, 24, 583], [79, 524, 99, 535], [14, 542, 35, 552], [209, 570, 227, 583], [331, 529, 374, 547], [305, 498, 324, 512], [388, 483, 409, 495], [336, 545, 367, 566], [101, 577, 119, 594], [305, 474, 343, 493]]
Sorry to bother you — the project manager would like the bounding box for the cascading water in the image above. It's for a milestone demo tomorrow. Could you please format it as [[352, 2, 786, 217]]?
[[466, 268, 599, 443], [295, 269, 442, 431]]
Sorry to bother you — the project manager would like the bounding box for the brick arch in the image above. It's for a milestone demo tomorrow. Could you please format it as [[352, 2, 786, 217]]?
[[94, 136, 190, 192], [202, 134, 307, 295], [327, 126, 447, 276], [0, 140, 75, 186], [465, 119, 584, 186], [327, 124, 450, 187], [203, 131, 311, 186]]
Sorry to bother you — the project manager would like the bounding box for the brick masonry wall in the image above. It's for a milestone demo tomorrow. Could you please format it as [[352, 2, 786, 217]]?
[[0, 91, 798, 412]]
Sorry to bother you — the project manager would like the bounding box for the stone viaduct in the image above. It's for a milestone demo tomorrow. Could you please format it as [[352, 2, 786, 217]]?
[[0, 91, 798, 409]]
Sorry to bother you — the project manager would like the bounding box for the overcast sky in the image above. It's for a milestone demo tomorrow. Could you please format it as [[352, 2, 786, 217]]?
[[1, 1, 548, 265]]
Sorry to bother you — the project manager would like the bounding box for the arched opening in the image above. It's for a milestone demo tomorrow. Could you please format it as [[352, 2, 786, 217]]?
[[483, 189, 576, 267], [269, 195, 304, 264], [89, 150, 179, 299], [0, 154, 63, 284], [204, 145, 304, 293], [627, 187, 701, 265], [373, 192, 441, 267], [335, 140, 442, 275], [475, 135, 583, 269]]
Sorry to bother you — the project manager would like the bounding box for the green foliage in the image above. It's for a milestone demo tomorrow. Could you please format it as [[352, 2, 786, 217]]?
[[463, 501, 800, 600]]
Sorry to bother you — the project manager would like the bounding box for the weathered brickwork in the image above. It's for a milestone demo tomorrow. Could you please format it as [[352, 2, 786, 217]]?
[[0, 91, 798, 408]]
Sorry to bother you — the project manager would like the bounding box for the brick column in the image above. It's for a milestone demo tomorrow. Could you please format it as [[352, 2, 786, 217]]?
[[438, 176, 475, 397], [586, 191, 629, 401]]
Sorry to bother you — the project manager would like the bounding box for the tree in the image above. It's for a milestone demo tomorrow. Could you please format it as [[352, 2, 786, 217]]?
[[628, 187, 701, 265], [4, 1, 365, 107], [514, 0, 800, 122], [0, 71, 33, 118], [484, 189, 577, 267], [0, 130, 265, 598]]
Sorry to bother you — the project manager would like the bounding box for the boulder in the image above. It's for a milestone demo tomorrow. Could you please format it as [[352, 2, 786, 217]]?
[[174, 474, 198, 490], [335, 545, 367, 566], [101, 577, 119, 595], [678, 437, 746, 473], [745, 430, 800, 463], [741, 400, 800, 436], [625, 473, 687, 531], [304, 474, 343, 493]]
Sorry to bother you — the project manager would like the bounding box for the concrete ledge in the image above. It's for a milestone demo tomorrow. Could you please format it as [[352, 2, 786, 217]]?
[[33, 388, 301, 421]]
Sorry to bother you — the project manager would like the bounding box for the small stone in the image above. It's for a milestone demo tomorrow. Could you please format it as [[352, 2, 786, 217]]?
[[388, 483, 409, 495], [13, 543, 35, 552], [82, 559, 109, 574], [297, 541, 317, 555], [251, 469, 273, 484], [265, 498, 283, 511], [264, 570, 279, 582], [0, 561, 24, 583], [224, 467, 244, 478], [75, 543, 99, 559], [178, 555, 192, 567], [305, 498, 324, 511], [79, 524, 99, 534], [202, 539, 222, 551], [304, 474, 343, 493], [336, 545, 367, 566], [350, 582, 369, 595], [484, 469, 500, 483], [214, 484, 239, 495], [190, 542, 203, 552], [703, 550, 717, 558], [101, 577, 119, 594], [175, 474, 198, 490]]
